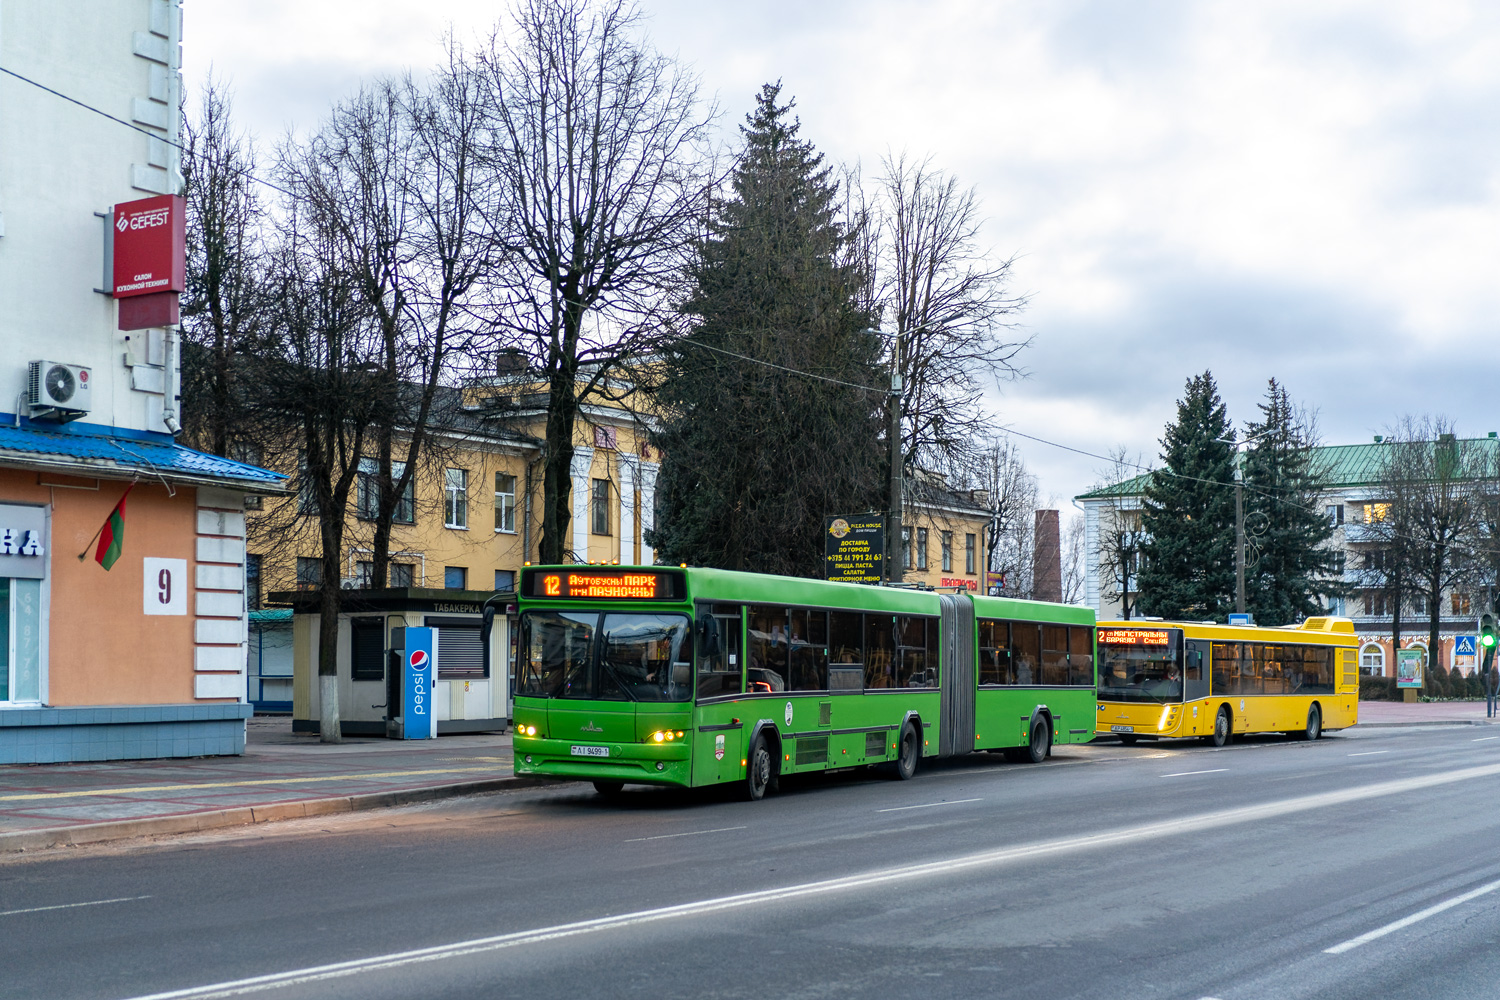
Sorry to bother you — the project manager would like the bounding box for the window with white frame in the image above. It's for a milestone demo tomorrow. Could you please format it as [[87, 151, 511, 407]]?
[[941, 531, 953, 573], [592, 478, 611, 535], [357, 458, 413, 523], [916, 528, 929, 570], [495, 472, 517, 533], [965, 533, 976, 574], [445, 469, 469, 529], [1359, 643, 1385, 675]]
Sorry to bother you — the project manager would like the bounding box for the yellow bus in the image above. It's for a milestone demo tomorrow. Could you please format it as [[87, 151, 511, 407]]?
[[1094, 617, 1359, 745]]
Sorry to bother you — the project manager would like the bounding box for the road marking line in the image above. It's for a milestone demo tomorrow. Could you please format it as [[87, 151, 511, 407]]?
[[1324, 877, 1500, 954], [0, 768, 501, 803], [1161, 769, 1227, 777], [624, 826, 746, 843], [1, 895, 150, 918], [1348, 751, 1390, 757], [1474, 737, 1499, 742], [877, 798, 983, 813], [113, 761, 1500, 1000]]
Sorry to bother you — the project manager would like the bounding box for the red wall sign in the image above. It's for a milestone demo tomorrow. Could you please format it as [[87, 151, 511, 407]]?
[[111, 195, 185, 299]]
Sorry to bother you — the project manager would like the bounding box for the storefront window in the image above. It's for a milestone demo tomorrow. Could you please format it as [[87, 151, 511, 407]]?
[[0, 577, 42, 702]]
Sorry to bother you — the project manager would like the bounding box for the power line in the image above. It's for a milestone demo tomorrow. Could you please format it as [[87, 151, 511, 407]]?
[[0, 63, 297, 199]]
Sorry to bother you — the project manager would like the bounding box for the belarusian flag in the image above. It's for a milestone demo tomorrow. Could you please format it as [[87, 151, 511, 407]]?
[[94, 483, 135, 571]]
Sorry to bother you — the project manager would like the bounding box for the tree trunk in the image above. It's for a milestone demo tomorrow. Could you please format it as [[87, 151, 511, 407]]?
[[540, 364, 579, 564], [317, 565, 343, 744]]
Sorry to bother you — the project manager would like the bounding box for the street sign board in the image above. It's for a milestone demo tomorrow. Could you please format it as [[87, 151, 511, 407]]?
[[403, 626, 437, 739], [824, 515, 884, 584], [111, 195, 185, 298], [1227, 613, 1253, 626], [1456, 635, 1477, 656], [1396, 647, 1423, 689]]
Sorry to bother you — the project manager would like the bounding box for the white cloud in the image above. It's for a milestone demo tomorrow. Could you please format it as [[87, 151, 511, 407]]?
[[183, 0, 1500, 502]]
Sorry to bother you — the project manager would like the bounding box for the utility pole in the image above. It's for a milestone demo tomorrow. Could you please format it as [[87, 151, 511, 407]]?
[[887, 331, 903, 584], [1235, 461, 1246, 614]]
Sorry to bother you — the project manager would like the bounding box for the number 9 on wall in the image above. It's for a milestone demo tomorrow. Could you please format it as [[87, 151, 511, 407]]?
[[143, 557, 187, 616]]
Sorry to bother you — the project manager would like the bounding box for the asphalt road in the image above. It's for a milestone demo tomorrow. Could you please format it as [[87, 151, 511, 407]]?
[[5, 724, 1500, 1000]]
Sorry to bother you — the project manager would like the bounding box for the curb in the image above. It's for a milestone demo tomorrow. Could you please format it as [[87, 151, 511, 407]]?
[[1351, 720, 1492, 728], [0, 775, 561, 854]]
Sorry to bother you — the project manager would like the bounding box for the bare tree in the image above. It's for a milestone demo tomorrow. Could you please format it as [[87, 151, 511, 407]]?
[[478, 0, 716, 563], [249, 196, 384, 742], [876, 152, 1029, 475], [1060, 513, 1086, 605], [1367, 417, 1485, 683], [181, 79, 267, 458], [1093, 448, 1150, 619], [279, 52, 495, 587], [947, 436, 1037, 596]]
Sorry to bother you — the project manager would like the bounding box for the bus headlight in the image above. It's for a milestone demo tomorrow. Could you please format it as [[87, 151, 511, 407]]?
[[649, 730, 686, 743]]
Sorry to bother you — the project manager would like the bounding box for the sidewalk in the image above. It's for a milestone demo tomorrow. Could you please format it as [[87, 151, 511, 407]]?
[[1352, 699, 1498, 726], [0, 717, 542, 854], [2, 701, 1495, 854]]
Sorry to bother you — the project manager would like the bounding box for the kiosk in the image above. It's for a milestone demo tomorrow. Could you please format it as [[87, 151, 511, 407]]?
[[272, 587, 514, 737]]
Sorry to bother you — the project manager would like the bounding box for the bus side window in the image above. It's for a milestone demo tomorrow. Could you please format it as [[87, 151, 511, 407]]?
[[830, 610, 863, 669], [1068, 625, 1094, 686], [696, 609, 743, 700], [865, 615, 894, 688]]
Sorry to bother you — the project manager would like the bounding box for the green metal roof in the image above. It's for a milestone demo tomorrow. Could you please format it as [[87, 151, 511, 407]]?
[[1075, 436, 1500, 501]]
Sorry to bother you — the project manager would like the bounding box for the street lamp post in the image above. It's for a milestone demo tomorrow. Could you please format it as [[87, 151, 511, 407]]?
[[887, 332, 903, 584], [1218, 433, 1263, 616]]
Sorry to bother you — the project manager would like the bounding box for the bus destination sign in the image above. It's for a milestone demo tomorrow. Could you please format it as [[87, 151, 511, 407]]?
[[523, 568, 684, 601], [1098, 628, 1171, 646]]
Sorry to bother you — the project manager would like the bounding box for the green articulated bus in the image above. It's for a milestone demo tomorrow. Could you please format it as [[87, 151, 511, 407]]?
[[511, 565, 1097, 800]]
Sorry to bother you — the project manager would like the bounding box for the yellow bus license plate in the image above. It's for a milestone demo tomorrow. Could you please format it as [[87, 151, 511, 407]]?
[[1110, 725, 1134, 733]]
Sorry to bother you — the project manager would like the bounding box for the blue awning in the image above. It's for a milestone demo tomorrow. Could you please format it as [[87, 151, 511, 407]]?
[[0, 416, 286, 492]]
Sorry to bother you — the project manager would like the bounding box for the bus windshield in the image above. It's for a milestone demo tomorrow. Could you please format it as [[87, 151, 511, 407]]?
[[519, 610, 692, 703], [1097, 642, 1183, 703]]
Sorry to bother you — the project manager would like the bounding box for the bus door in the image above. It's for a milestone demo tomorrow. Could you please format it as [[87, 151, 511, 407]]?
[[692, 606, 745, 787], [1184, 639, 1209, 730]]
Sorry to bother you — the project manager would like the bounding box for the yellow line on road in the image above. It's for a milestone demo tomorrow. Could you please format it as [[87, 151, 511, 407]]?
[[0, 767, 504, 803]]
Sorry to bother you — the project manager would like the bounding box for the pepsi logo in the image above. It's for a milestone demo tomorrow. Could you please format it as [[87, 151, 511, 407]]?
[[409, 649, 429, 670]]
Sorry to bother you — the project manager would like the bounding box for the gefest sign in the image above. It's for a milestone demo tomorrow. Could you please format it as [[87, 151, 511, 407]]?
[[111, 195, 185, 298]]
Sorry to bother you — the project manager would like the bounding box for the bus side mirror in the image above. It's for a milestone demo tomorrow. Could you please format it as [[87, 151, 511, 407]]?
[[698, 614, 722, 658]]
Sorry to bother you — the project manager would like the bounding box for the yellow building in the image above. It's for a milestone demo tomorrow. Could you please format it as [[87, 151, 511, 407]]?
[[898, 471, 993, 593], [246, 380, 661, 603]]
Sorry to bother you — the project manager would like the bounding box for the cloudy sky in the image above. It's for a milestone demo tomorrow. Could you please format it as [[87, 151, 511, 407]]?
[[185, 0, 1500, 507]]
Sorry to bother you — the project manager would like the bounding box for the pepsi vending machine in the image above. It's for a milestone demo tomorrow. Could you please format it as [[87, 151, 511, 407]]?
[[388, 626, 437, 739]]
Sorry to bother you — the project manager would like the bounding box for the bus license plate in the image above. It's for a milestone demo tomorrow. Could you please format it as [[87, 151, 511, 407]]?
[[1110, 725, 1134, 733], [570, 745, 610, 758]]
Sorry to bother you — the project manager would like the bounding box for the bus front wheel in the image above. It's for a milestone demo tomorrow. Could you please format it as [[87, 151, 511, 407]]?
[[745, 733, 775, 801], [893, 723, 919, 780], [1206, 708, 1231, 748]]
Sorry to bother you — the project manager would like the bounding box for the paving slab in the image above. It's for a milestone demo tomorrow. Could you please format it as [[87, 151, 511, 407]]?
[[0, 716, 543, 853]]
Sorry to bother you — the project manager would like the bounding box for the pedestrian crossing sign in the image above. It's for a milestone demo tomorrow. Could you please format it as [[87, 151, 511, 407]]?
[[1456, 635, 1477, 656]]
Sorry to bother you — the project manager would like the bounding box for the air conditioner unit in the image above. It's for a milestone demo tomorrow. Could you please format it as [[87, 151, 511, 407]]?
[[28, 361, 92, 422]]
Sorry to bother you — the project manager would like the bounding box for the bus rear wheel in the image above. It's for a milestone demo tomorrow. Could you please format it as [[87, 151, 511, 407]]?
[[1205, 708, 1231, 748], [1007, 718, 1051, 763], [744, 733, 774, 801], [1300, 705, 1322, 741]]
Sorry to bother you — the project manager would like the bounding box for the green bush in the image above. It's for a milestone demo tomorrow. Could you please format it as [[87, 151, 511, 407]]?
[[1360, 675, 1398, 701]]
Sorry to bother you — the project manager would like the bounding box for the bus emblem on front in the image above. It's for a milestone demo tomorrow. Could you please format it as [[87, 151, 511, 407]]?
[[582, 721, 603, 733]]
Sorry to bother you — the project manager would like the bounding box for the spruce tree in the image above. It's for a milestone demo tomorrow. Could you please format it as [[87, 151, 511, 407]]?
[[649, 83, 883, 576], [1241, 379, 1342, 625], [1136, 371, 1237, 620]]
